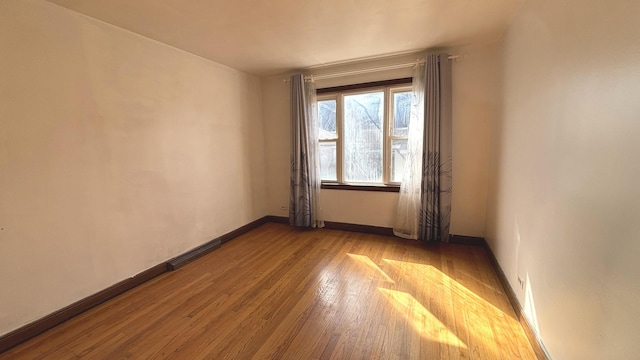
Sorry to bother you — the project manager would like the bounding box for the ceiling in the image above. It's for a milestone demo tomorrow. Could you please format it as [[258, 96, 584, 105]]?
[[46, 0, 525, 76]]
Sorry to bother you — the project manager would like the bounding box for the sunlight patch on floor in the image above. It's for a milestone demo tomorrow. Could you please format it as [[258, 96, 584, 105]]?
[[347, 253, 395, 283], [378, 287, 467, 348], [383, 259, 512, 319], [382, 258, 518, 360]]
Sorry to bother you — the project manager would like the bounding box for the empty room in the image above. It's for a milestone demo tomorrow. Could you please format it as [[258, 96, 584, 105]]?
[[1, 0, 639, 359]]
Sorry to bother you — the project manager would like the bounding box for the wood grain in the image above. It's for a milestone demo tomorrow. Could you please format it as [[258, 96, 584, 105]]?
[[0, 223, 538, 359]]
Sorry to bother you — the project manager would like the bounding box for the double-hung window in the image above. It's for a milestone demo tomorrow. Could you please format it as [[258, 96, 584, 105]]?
[[317, 80, 412, 188]]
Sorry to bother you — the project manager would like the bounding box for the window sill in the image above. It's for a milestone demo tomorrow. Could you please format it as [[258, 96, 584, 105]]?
[[320, 183, 400, 193]]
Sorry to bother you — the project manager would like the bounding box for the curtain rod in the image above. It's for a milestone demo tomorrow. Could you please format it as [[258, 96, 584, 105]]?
[[283, 54, 462, 83]]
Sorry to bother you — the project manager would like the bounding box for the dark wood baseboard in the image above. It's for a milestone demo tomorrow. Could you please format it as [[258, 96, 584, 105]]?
[[482, 240, 551, 360], [0, 263, 166, 354], [0, 216, 271, 354], [217, 216, 270, 244], [264, 215, 289, 224], [323, 221, 395, 236], [167, 216, 270, 271], [263, 216, 395, 236], [449, 234, 485, 246]]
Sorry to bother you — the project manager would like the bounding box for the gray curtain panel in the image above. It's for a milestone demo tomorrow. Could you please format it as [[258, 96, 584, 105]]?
[[289, 74, 322, 227], [419, 53, 453, 242]]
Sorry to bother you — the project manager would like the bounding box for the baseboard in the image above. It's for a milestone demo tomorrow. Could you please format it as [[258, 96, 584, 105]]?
[[482, 240, 551, 360], [264, 215, 288, 224], [217, 216, 270, 244], [166, 217, 269, 271], [0, 263, 166, 354], [0, 216, 271, 354], [323, 221, 395, 236], [265, 216, 395, 237], [449, 234, 485, 246]]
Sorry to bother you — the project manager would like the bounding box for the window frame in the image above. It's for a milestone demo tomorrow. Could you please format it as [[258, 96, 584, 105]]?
[[388, 87, 412, 184], [317, 96, 341, 182], [316, 78, 412, 192]]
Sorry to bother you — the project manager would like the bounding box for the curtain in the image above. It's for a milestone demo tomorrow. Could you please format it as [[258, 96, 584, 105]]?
[[289, 74, 324, 228], [394, 52, 452, 242], [393, 61, 426, 239]]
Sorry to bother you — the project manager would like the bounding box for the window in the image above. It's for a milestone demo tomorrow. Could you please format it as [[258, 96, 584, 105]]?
[[317, 80, 411, 188]]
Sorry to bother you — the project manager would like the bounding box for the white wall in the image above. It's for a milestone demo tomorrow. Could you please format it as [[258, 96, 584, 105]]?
[[0, 0, 266, 336], [451, 42, 503, 236], [485, 0, 640, 358], [263, 45, 502, 234]]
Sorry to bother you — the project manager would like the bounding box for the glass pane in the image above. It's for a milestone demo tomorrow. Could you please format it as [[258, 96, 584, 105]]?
[[319, 141, 337, 181], [318, 99, 337, 140], [344, 92, 384, 183], [391, 139, 408, 183], [393, 92, 411, 137]]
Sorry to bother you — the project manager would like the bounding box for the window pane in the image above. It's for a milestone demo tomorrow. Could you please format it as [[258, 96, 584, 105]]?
[[391, 139, 408, 183], [393, 92, 411, 136], [344, 92, 383, 183], [319, 141, 337, 181], [318, 99, 337, 140]]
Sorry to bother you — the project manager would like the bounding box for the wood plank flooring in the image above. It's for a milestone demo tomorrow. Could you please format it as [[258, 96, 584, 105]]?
[[0, 223, 537, 359]]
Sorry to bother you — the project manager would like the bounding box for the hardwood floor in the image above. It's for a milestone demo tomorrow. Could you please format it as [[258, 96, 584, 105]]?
[[1, 223, 537, 359]]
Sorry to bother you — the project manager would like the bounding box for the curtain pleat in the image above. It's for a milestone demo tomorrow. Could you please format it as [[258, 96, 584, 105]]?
[[419, 53, 452, 242], [289, 74, 323, 228], [393, 61, 426, 239], [394, 52, 452, 242]]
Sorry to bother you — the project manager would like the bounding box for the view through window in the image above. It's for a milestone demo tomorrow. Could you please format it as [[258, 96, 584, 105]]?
[[318, 83, 411, 185]]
